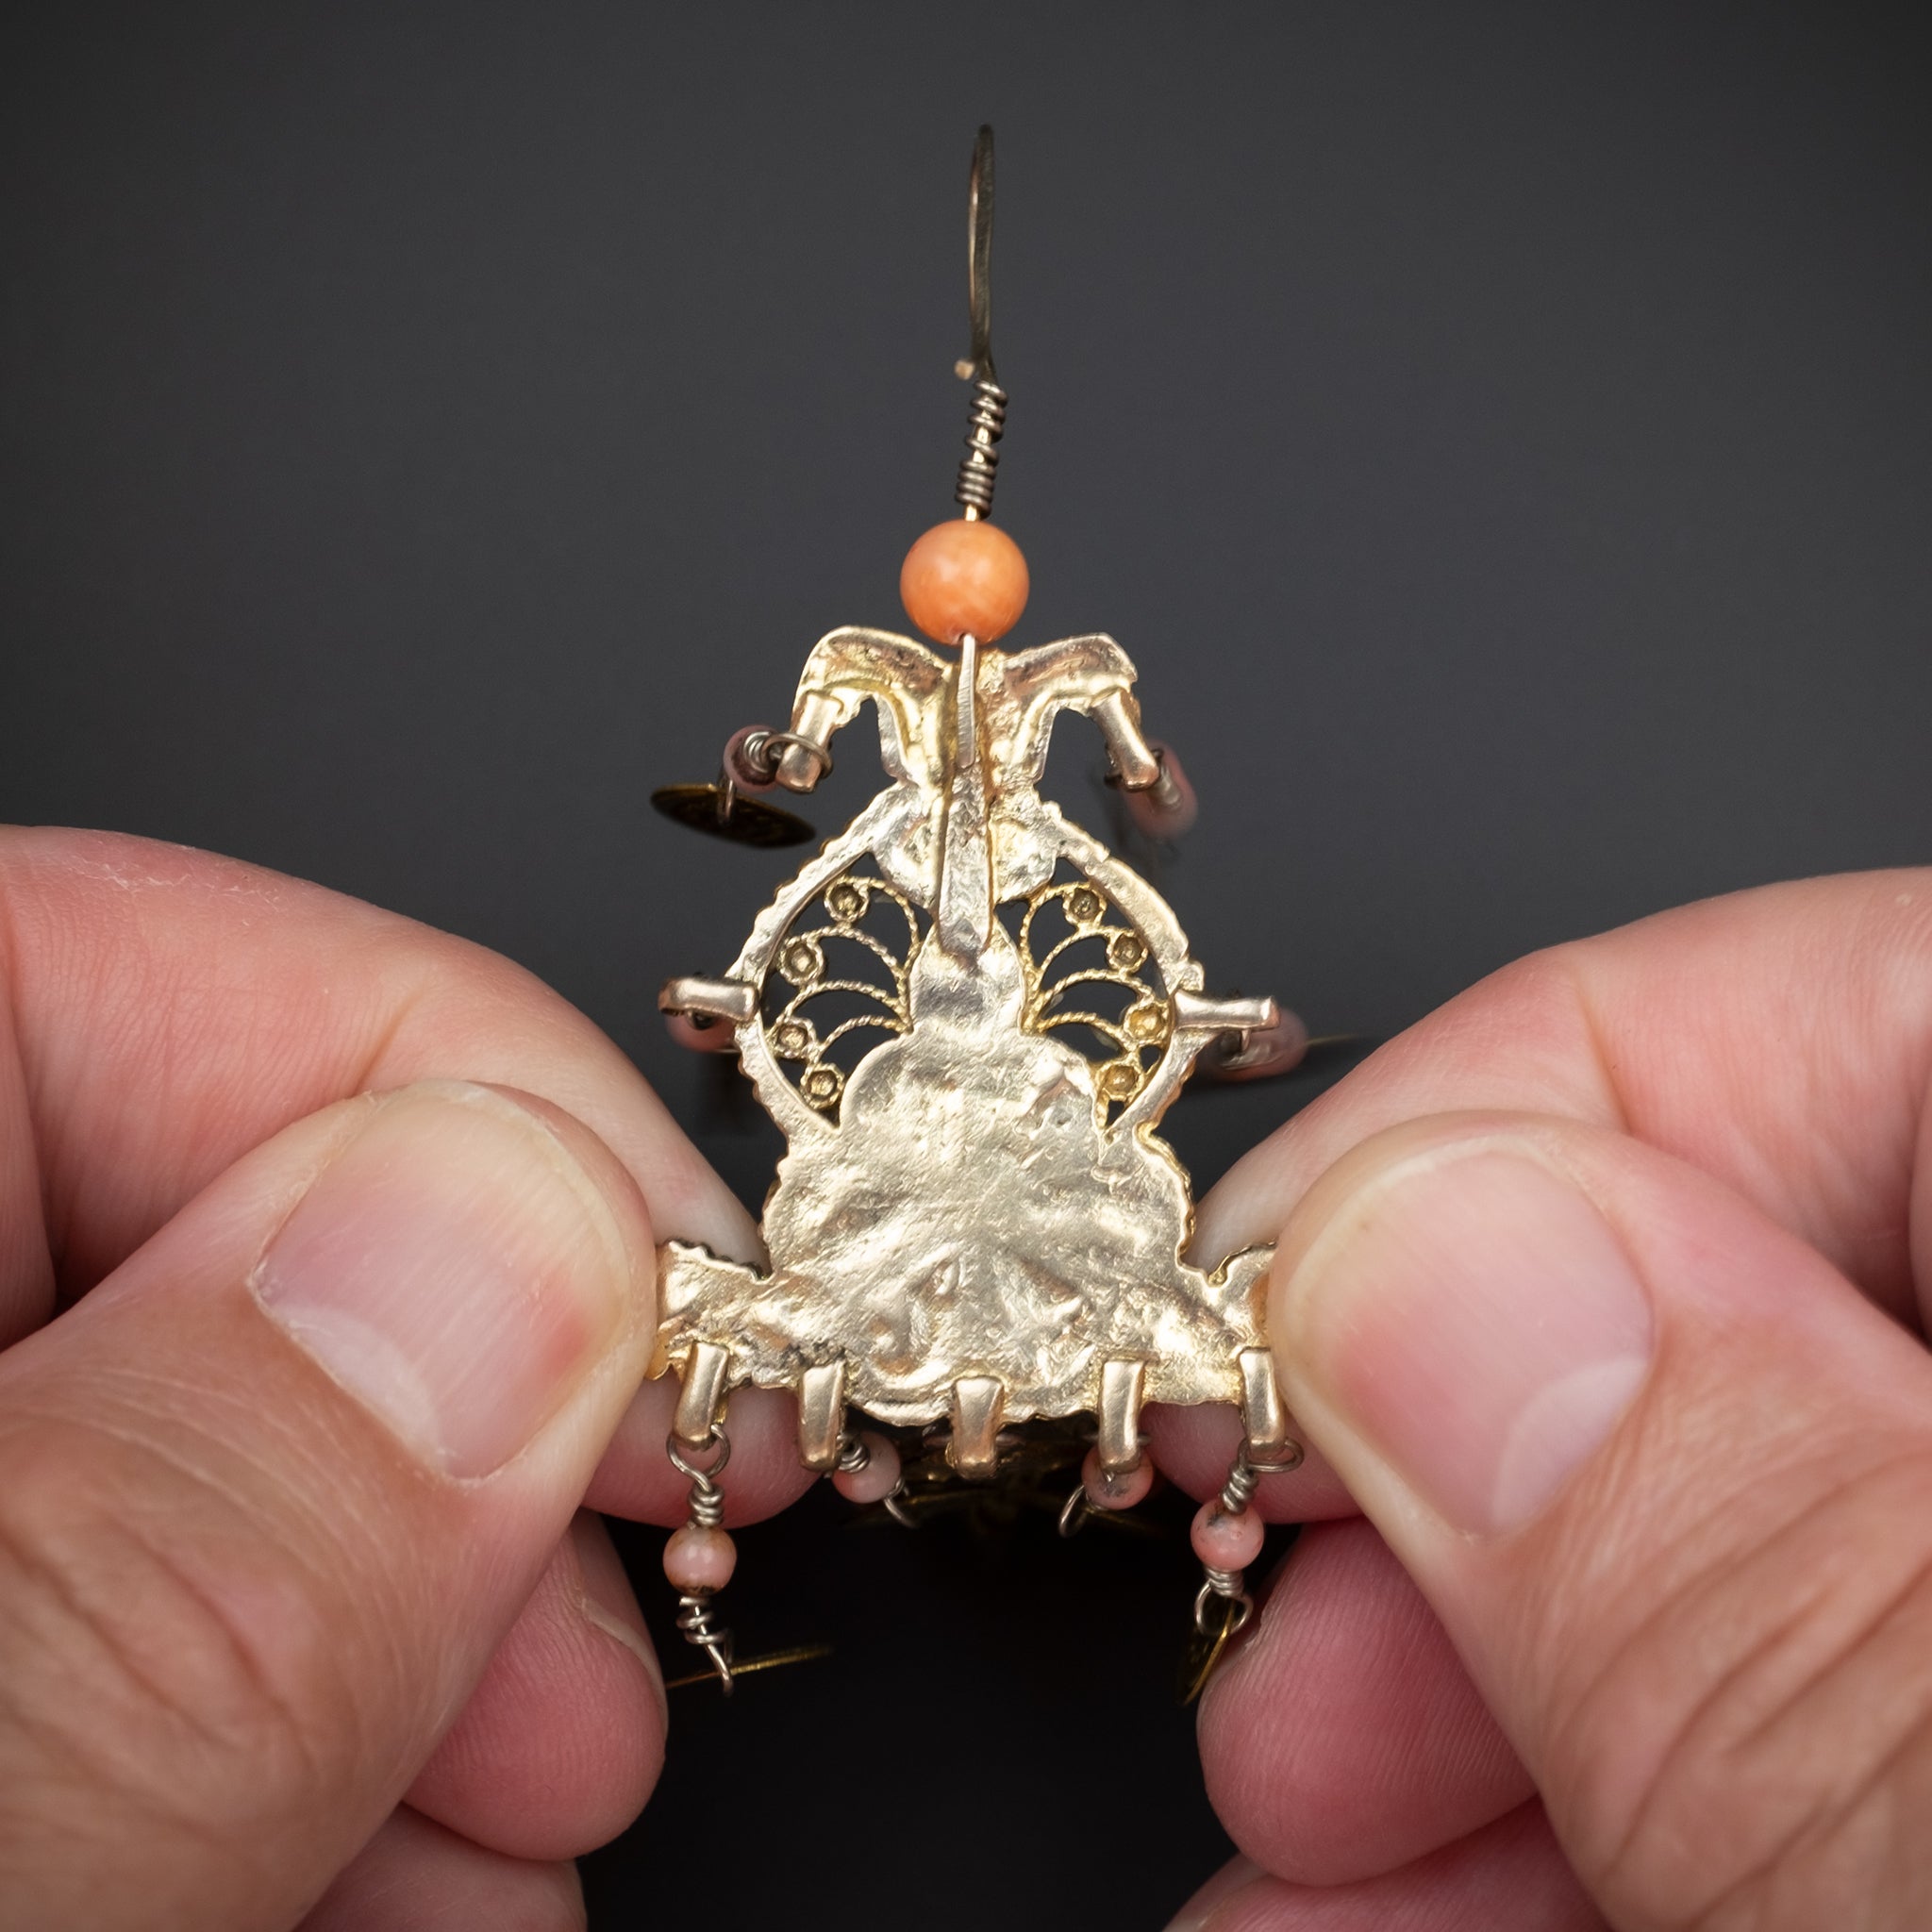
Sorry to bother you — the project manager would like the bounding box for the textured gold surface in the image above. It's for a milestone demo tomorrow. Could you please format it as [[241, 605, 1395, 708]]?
[[654, 627, 1275, 1441]]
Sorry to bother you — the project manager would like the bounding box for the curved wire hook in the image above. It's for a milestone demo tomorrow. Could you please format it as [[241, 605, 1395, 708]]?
[[957, 124, 996, 383]]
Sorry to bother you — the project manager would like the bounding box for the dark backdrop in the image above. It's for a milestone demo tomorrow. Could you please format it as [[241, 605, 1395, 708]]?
[[4, 5, 1928, 1926]]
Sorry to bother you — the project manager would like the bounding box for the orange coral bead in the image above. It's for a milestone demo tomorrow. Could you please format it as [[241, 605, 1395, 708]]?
[[899, 518, 1029, 646]]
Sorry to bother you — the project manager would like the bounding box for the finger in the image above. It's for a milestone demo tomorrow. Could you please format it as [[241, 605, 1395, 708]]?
[[407, 1514, 662, 1860], [1165, 1802, 1605, 1931], [1197, 870, 1932, 1324], [1199, 1518, 1529, 1885], [0, 827, 815, 1524], [299, 1807, 584, 1932], [1271, 1109, 1932, 1926], [0, 975, 45, 1338], [0, 825, 756, 1316], [1169, 871, 1932, 1509], [0, 1081, 654, 1929]]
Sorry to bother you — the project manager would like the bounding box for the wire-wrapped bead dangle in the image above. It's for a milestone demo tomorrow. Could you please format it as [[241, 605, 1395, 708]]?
[[1191, 1453, 1263, 1634], [661, 1340, 741, 1691], [1190, 1435, 1305, 1653], [663, 1426, 736, 1691]]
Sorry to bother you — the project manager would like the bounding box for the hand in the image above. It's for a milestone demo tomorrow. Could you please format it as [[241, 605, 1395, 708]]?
[[1160, 871, 1932, 1929], [0, 828, 811, 1930]]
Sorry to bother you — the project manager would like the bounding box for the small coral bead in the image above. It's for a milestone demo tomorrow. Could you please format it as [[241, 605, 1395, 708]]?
[[1081, 1445, 1154, 1511], [1191, 1500, 1265, 1573], [663, 1524, 737, 1594], [663, 1010, 739, 1054], [899, 517, 1029, 645], [1118, 741, 1201, 841], [833, 1432, 902, 1505]]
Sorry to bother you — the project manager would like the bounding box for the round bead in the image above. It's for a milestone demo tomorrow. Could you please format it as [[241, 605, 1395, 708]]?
[[664, 1009, 739, 1054], [832, 1432, 902, 1505], [1081, 1446, 1154, 1511], [1211, 1007, 1310, 1083], [1119, 741, 1200, 841], [1191, 1500, 1265, 1573], [721, 723, 778, 793], [899, 518, 1029, 645], [663, 1524, 736, 1594]]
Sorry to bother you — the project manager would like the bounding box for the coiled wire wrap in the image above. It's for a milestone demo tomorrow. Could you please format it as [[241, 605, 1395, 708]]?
[[952, 128, 1008, 520], [955, 377, 1008, 517], [667, 1427, 736, 1691], [1219, 1456, 1262, 1516], [1194, 1569, 1254, 1638]]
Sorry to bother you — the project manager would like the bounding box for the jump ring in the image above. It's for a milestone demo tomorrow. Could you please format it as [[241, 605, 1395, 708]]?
[[756, 730, 833, 781], [667, 1427, 732, 1483]]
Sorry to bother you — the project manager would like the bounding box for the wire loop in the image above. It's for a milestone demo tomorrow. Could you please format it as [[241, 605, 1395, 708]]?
[[962, 124, 996, 382], [741, 728, 833, 785], [666, 1428, 732, 1485], [1193, 1574, 1256, 1637]]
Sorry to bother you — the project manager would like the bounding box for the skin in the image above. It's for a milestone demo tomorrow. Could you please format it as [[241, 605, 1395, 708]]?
[[1165, 864, 1932, 1929], [0, 827, 1928, 1927], [0, 827, 815, 1929]]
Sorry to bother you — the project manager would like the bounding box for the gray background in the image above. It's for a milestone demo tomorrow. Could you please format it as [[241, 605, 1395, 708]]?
[[3, 5, 1927, 1925]]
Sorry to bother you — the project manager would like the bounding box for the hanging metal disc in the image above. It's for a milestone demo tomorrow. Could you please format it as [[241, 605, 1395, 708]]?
[[651, 783, 816, 849]]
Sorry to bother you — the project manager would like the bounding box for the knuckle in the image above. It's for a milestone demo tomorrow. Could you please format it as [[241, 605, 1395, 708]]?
[[1554, 1451, 1932, 1929], [0, 1418, 345, 1834]]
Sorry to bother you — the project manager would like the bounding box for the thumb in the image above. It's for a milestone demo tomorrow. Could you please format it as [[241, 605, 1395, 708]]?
[[1271, 1110, 1932, 1931], [0, 1079, 658, 1931]]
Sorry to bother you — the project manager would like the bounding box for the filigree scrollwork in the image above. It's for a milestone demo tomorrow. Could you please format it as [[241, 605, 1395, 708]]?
[[762, 870, 924, 1116], [1016, 875, 1172, 1121]]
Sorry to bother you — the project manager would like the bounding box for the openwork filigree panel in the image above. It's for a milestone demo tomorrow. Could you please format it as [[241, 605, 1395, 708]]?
[[1015, 874, 1171, 1121], [761, 868, 924, 1117]]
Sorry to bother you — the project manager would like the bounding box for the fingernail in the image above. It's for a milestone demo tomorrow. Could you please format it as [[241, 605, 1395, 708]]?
[[252, 1082, 637, 1477], [1285, 1144, 1653, 1535], [571, 1515, 665, 1719]]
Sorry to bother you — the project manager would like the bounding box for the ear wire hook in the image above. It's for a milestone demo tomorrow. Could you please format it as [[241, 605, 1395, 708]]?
[[957, 124, 996, 384], [953, 125, 1008, 520], [655, 128, 1003, 845]]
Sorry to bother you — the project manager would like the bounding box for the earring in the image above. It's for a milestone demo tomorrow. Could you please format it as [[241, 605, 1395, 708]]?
[[651, 127, 1306, 1696]]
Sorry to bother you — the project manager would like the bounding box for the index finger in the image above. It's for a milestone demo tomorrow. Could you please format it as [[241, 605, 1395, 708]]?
[[0, 825, 757, 1330], [1201, 867, 1932, 1322], [0, 825, 808, 1524], [1170, 868, 1932, 1896], [1156, 867, 1932, 1502]]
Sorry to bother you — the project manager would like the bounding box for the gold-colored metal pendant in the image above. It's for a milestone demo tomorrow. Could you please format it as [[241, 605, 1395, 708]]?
[[650, 127, 1301, 1693], [658, 625, 1287, 1441]]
